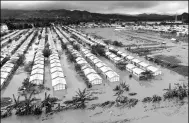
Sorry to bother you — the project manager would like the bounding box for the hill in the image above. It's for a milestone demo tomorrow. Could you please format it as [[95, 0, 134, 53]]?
[[1, 9, 188, 22]]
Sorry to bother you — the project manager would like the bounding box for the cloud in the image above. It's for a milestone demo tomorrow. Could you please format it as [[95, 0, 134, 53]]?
[[1, 1, 188, 15]]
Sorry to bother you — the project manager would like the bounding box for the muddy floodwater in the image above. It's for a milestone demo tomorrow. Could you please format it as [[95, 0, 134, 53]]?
[[1, 27, 188, 123]]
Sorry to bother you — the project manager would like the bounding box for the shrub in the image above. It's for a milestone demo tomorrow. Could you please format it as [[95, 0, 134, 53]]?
[[112, 41, 123, 47], [91, 44, 105, 56], [43, 48, 51, 58], [24, 61, 33, 73]]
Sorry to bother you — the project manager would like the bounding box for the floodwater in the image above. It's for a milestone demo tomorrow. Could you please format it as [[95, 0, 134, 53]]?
[[1, 27, 188, 123]]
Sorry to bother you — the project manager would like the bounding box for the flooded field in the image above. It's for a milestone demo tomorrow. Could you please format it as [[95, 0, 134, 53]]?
[[1, 26, 188, 123]]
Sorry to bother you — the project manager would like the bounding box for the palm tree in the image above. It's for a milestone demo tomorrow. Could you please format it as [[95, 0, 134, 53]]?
[[13, 94, 20, 108], [64, 88, 92, 109]]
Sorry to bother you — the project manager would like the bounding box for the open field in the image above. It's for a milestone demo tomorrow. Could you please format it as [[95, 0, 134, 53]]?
[[1, 25, 188, 123], [81, 27, 188, 77]]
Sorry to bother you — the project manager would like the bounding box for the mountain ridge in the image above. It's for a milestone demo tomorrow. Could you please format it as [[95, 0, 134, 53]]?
[[1, 9, 188, 22]]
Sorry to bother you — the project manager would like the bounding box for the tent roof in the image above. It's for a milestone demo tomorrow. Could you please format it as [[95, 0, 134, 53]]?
[[126, 64, 136, 69], [132, 68, 145, 74], [52, 77, 66, 86], [131, 58, 141, 63], [100, 66, 112, 73], [138, 62, 151, 68], [1, 78, 5, 85], [95, 62, 106, 68], [87, 73, 102, 82], [126, 55, 134, 60], [76, 59, 87, 65], [29, 74, 43, 82], [50, 62, 62, 68], [32, 64, 43, 70], [83, 68, 96, 76], [76, 57, 85, 62], [1, 72, 9, 79], [3, 63, 14, 68], [51, 71, 64, 79], [50, 67, 63, 73], [147, 66, 159, 72], [1, 67, 12, 73], [93, 58, 101, 64], [31, 68, 44, 75], [105, 52, 112, 56], [81, 64, 92, 70], [105, 71, 119, 78]]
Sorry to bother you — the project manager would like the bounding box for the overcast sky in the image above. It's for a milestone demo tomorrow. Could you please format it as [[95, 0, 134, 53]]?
[[1, 1, 188, 15]]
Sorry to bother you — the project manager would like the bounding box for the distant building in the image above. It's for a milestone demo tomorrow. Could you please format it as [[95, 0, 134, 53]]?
[[1, 23, 9, 33]]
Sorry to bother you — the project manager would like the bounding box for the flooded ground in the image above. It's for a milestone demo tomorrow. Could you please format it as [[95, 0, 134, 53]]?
[[82, 27, 188, 66], [1, 27, 188, 123]]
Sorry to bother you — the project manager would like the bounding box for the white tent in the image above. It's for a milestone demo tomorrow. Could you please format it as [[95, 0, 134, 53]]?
[[112, 57, 122, 63], [51, 62, 62, 68], [105, 71, 119, 82], [126, 64, 137, 73], [31, 69, 44, 75], [109, 54, 116, 59], [131, 58, 142, 66], [117, 51, 123, 55], [95, 62, 106, 70], [126, 55, 134, 61], [93, 58, 101, 64], [83, 68, 96, 76], [34, 60, 44, 65], [32, 64, 43, 70], [86, 73, 102, 85], [3, 63, 14, 68], [52, 77, 66, 90], [1, 72, 9, 79], [51, 71, 64, 79], [76, 59, 87, 66], [76, 57, 85, 62], [88, 55, 97, 61], [81, 64, 92, 71], [138, 62, 151, 70], [105, 52, 111, 56], [85, 53, 93, 58], [50, 59, 60, 64], [132, 67, 145, 78], [1, 78, 5, 87], [50, 67, 63, 73], [146, 66, 161, 76], [29, 74, 43, 85], [100, 66, 112, 74], [1, 67, 12, 73]]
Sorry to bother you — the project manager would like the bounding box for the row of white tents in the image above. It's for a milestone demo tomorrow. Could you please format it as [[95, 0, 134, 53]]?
[[1, 30, 19, 41], [48, 29, 67, 90], [132, 25, 188, 35], [67, 27, 162, 78], [67, 44, 103, 85], [80, 48, 120, 82], [29, 38, 45, 85], [1, 29, 33, 60], [62, 26, 120, 82], [1, 30, 36, 88], [1, 30, 25, 48]]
